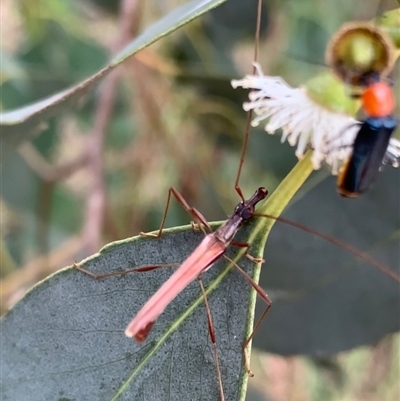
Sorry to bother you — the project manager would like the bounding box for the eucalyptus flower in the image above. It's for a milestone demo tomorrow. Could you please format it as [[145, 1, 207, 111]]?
[[231, 63, 399, 174]]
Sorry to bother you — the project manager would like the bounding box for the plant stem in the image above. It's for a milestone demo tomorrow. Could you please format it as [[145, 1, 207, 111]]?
[[255, 150, 314, 245]]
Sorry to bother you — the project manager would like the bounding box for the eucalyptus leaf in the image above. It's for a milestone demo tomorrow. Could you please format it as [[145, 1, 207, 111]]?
[[0, 0, 227, 163], [1, 225, 256, 401]]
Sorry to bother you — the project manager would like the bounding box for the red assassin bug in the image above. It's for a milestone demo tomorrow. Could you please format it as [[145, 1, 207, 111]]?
[[338, 71, 398, 197], [125, 187, 269, 342]]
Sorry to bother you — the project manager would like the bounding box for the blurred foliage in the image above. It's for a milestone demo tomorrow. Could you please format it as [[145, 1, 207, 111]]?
[[1, 0, 399, 400], [247, 334, 400, 401], [1, 0, 398, 264]]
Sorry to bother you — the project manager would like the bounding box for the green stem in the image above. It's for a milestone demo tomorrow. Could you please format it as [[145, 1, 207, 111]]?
[[235, 150, 314, 400], [249, 150, 314, 249], [241, 149, 314, 339]]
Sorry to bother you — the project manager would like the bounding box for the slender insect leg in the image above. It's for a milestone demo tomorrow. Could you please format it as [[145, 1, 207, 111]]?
[[140, 187, 212, 238], [224, 255, 272, 377], [198, 278, 225, 401], [73, 262, 179, 280], [230, 241, 265, 264]]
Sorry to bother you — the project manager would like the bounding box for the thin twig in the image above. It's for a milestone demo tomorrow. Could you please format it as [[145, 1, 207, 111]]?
[[19, 142, 89, 182], [83, 0, 144, 252]]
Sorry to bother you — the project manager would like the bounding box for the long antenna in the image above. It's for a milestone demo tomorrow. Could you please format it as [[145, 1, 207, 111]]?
[[235, 0, 263, 201], [254, 213, 400, 282]]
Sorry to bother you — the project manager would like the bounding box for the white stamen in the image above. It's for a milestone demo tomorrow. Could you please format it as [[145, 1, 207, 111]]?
[[232, 63, 400, 173]]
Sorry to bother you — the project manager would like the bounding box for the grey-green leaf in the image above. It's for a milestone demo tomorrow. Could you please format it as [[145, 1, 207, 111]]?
[[0, 0, 227, 163], [0, 224, 257, 401]]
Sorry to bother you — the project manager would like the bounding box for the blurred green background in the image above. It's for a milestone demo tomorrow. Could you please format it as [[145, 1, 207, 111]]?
[[1, 0, 399, 400]]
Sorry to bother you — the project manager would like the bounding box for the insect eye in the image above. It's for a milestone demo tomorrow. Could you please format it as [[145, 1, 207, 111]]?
[[242, 209, 252, 220]]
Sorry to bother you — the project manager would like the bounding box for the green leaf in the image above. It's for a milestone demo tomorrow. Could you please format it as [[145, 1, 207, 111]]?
[[0, 0, 228, 163], [0, 227, 255, 401]]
